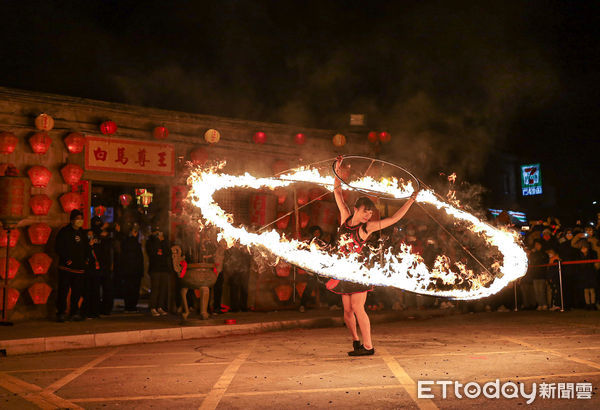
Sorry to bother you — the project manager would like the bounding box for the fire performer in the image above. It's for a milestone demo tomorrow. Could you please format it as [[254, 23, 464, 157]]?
[[328, 156, 418, 356]]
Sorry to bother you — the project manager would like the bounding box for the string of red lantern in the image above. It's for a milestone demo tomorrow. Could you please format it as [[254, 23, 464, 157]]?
[[28, 253, 52, 275], [61, 164, 84, 185], [29, 194, 52, 215], [100, 120, 117, 135], [29, 132, 52, 154], [27, 166, 52, 188], [0, 131, 18, 154], [64, 132, 85, 153], [28, 223, 52, 245], [59, 192, 82, 213]]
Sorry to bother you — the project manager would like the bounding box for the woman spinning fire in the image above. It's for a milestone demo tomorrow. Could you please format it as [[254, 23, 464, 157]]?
[[328, 156, 418, 356]]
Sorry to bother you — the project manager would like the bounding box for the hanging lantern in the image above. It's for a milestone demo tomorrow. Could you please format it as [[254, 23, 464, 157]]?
[[275, 285, 292, 301], [0, 288, 19, 310], [294, 133, 306, 145], [367, 131, 378, 143], [204, 129, 220, 144], [299, 211, 310, 228], [0, 228, 20, 247], [60, 164, 84, 185], [28, 282, 52, 305], [275, 262, 291, 277], [190, 147, 208, 165], [100, 120, 117, 135], [274, 187, 287, 205], [296, 282, 307, 298], [271, 159, 289, 175], [28, 223, 52, 245], [28, 253, 52, 275], [34, 113, 54, 131], [379, 131, 391, 143], [27, 166, 52, 188], [0, 257, 20, 279], [30, 194, 52, 216], [275, 212, 290, 230], [253, 131, 267, 144], [332, 133, 346, 147], [94, 205, 106, 217], [0, 176, 26, 223], [139, 190, 153, 207], [59, 192, 82, 213], [296, 189, 309, 206], [153, 126, 169, 140], [29, 132, 52, 154], [0, 131, 18, 154], [119, 193, 132, 207], [64, 132, 85, 154]]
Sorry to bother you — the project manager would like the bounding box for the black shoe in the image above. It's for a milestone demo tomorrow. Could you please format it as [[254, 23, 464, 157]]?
[[56, 314, 66, 323], [352, 340, 361, 351], [348, 345, 375, 356], [70, 314, 84, 322]]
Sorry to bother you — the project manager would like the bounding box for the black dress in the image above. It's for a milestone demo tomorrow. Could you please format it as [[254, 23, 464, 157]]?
[[326, 215, 374, 295]]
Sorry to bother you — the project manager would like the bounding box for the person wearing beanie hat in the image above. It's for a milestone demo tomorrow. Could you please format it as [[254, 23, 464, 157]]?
[[55, 208, 88, 322]]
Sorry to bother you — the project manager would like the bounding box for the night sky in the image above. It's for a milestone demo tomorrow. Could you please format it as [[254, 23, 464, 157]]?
[[1, 1, 598, 221]]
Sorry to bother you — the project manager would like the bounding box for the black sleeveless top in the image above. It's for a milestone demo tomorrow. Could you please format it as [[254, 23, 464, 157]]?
[[327, 215, 374, 294]]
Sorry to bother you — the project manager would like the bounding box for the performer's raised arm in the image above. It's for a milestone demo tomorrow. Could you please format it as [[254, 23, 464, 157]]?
[[333, 156, 350, 225], [365, 189, 418, 234]]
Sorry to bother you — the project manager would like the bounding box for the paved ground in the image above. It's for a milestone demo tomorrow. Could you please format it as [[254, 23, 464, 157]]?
[[1, 311, 599, 409]]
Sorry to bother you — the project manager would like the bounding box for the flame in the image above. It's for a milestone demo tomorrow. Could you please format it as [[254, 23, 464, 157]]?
[[187, 163, 528, 300]]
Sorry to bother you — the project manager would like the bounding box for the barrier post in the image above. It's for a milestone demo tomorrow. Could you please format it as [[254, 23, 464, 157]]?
[[558, 260, 564, 312]]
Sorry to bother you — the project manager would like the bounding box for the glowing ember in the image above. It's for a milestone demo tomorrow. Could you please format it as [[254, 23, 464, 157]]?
[[187, 162, 527, 300]]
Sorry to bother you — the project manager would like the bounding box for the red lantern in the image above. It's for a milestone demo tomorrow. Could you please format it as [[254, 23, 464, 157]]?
[[274, 188, 287, 205], [28, 253, 53, 275], [100, 121, 117, 135], [275, 262, 291, 277], [275, 285, 292, 301], [119, 194, 132, 207], [379, 131, 391, 143], [59, 192, 82, 213], [28, 283, 52, 304], [28, 223, 52, 245], [367, 131, 378, 143], [60, 164, 84, 185], [296, 282, 307, 298], [294, 133, 306, 145], [296, 189, 309, 206], [190, 147, 208, 165], [271, 159, 289, 175], [153, 126, 169, 140], [0, 257, 20, 279], [253, 131, 267, 144], [34, 113, 54, 131], [0, 228, 20, 247], [0, 288, 19, 310], [30, 194, 52, 215], [332, 133, 346, 147], [64, 132, 85, 154], [94, 205, 106, 217], [276, 212, 290, 229], [29, 132, 52, 154], [0, 131, 18, 154], [27, 166, 52, 188], [299, 211, 310, 228]]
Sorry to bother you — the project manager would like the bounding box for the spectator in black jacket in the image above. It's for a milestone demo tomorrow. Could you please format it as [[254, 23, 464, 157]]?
[[119, 225, 144, 312], [146, 225, 170, 316], [223, 243, 251, 312], [54, 209, 88, 322]]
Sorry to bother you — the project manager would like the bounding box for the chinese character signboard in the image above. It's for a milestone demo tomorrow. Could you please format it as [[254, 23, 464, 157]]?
[[85, 136, 175, 176], [521, 163, 542, 196]]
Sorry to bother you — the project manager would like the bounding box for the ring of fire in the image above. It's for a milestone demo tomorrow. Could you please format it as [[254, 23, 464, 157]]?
[[188, 162, 528, 300]]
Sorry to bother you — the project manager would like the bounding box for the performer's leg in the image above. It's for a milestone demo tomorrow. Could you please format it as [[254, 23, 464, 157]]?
[[341, 294, 359, 342], [351, 292, 372, 349]]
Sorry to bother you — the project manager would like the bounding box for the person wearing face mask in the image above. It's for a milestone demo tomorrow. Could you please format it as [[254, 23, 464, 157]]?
[[327, 156, 418, 357], [146, 224, 171, 316], [55, 209, 88, 322]]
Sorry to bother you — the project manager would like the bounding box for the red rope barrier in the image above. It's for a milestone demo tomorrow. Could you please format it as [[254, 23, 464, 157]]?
[[529, 259, 600, 268]]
